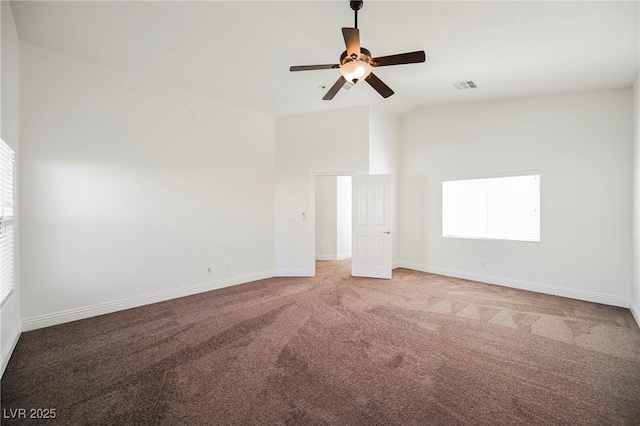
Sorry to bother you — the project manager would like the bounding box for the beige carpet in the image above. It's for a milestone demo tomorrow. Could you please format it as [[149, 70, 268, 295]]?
[[2, 260, 639, 425]]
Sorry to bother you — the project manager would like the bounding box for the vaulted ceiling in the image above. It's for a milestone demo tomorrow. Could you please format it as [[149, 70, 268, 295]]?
[[11, 1, 640, 117]]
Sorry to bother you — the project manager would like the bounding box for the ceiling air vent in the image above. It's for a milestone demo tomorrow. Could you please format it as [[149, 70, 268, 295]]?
[[451, 80, 477, 90]]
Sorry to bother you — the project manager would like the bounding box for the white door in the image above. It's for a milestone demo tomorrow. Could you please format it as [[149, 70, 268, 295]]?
[[351, 174, 392, 279]]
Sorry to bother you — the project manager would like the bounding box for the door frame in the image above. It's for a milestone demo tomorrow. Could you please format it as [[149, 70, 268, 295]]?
[[309, 171, 355, 277]]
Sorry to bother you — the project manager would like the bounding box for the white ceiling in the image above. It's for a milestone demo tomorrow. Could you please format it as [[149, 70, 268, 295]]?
[[10, 1, 640, 117]]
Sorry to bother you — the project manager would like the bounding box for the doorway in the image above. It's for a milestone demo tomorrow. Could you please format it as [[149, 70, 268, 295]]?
[[313, 175, 352, 268]]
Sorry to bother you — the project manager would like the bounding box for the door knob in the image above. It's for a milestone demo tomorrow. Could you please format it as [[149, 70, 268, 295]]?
[[383, 230, 391, 234]]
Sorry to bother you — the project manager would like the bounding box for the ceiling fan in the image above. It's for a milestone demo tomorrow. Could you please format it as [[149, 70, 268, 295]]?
[[289, 0, 426, 100]]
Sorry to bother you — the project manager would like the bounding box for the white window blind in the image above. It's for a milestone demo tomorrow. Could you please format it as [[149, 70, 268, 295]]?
[[0, 139, 16, 302], [443, 174, 540, 242]]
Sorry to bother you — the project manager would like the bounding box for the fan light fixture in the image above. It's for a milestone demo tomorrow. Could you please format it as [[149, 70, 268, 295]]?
[[340, 60, 372, 83]]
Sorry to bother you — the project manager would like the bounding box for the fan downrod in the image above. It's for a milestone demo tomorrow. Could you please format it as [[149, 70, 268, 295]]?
[[350, 0, 363, 28]]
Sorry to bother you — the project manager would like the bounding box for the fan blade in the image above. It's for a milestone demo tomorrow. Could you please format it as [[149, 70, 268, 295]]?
[[342, 27, 361, 58], [323, 76, 347, 100], [365, 73, 394, 98], [371, 51, 426, 67], [290, 64, 340, 72]]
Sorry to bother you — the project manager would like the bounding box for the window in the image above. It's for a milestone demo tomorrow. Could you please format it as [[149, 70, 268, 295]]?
[[443, 173, 540, 242], [0, 139, 16, 302]]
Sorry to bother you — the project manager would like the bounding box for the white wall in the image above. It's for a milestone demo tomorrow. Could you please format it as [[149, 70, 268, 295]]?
[[398, 90, 634, 306], [633, 73, 640, 324], [19, 42, 276, 329], [1, 2, 19, 143], [336, 176, 352, 259], [1, 1, 21, 376], [274, 106, 369, 275], [315, 175, 337, 259], [369, 108, 399, 176], [369, 108, 400, 262], [1, 1, 3, 132]]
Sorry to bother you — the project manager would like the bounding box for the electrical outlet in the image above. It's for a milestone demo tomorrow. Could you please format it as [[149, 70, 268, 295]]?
[[225, 263, 230, 271], [207, 267, 211, 274], [481, 261, 486, 268]]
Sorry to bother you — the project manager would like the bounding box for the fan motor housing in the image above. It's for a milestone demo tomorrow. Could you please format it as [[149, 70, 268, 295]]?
[[340, 48, 372, 65]]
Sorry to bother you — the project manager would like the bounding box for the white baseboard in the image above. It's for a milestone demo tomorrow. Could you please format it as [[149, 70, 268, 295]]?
[[1, 323, 22, 378], [396, 261, 631, 308], [18, 263, 640, 336], [274, 268, 313, 277], [315, 254, 337, 261], [316, 253, 352, 261], [22, 270, 275, 332], [630, 300, 640, 329]]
